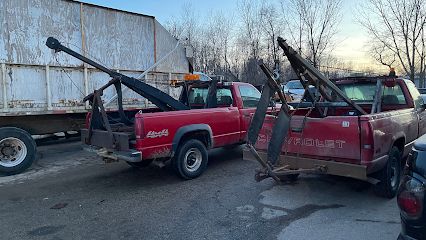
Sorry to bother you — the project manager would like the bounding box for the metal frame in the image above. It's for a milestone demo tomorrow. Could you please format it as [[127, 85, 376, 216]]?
[[243, 149, 369, 182]]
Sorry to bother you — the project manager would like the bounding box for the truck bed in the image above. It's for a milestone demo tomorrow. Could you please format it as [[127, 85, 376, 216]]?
[[251, 103, 418, 175]]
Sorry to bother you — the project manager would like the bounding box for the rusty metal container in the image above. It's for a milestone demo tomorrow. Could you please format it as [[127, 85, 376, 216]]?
[[0, 0, 189, 120]]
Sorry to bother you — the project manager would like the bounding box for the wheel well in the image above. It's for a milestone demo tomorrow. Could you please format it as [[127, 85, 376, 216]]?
[[393, 137, 405, 153], [179, 130, 211, 149]]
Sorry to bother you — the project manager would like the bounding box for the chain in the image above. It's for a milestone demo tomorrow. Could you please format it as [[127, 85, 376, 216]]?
[[54, 54, 86, 97]]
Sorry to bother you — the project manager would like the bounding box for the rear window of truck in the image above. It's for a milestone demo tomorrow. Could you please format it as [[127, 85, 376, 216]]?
[[188, 87, 233, 107], [338, 82, 407, 105]]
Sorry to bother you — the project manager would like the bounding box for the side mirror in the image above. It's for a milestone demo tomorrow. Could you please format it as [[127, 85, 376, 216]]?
[[421, 95, 426, 109]]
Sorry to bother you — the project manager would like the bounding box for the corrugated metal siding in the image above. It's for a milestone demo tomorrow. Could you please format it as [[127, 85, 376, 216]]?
[[0, 0, 82, 66], [154, 20, 189, 73], [82, 5, 155, 70], [0, 0, 189, 115]]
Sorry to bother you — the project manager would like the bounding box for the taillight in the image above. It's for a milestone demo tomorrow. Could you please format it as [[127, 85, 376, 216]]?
[[135, 116, 144, 139], [85, 112, 92, 129], [360, 120, 374, 162], [397, 175, 425, 219]]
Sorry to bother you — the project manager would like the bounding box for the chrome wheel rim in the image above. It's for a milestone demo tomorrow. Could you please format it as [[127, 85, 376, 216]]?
[[0, 137, 27, 168], [184, 148, 202, 172]]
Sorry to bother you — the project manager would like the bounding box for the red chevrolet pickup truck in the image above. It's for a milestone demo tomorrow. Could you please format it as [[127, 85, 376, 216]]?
[[246, 77, 426, 198], [83, 81, 262, 179]]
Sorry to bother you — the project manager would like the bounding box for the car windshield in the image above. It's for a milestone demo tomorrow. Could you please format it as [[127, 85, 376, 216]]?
[[286, 80, 304, 89]]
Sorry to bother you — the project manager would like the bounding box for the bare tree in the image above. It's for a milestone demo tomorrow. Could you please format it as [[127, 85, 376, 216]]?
[[259, 1, 283, 65], [238, 0, 262, 59], [164, 2, 199, 41], [197, 11, 234, 75], [164, 18, 183, 40], [358, 0, 426, 83], [419, 27, 426, 86], [236, 0, 265, 84], [280, 0, 343, 69]]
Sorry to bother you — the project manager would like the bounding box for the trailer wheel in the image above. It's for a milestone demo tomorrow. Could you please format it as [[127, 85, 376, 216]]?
[[173, 139, 208, 179], [373, 146, 401, 198], [127, 160, 153, 168], [0, 127, 36, 175]]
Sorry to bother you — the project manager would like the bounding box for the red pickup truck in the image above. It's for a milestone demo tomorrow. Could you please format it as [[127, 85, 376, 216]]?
[[246, 77, 426, 198], [83, 81, 262, 179]]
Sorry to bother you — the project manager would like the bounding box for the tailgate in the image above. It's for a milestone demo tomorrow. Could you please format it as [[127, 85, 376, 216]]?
[[255, 115, 361, 163], [81, 129, 132, 151]]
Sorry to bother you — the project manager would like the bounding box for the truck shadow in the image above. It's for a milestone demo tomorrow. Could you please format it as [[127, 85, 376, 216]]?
[[83, 146, 246, 190]]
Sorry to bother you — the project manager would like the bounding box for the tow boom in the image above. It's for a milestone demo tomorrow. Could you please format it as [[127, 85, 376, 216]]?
[[45, 37, 189, 112]]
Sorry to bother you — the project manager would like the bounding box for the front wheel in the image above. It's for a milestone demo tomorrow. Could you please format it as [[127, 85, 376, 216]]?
[[173, 139, 208, 179], [0, 127, 36, 175], [373, 146, 401, 198]]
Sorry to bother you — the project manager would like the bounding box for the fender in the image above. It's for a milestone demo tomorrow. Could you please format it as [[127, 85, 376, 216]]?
[[171, 124, 213, 155], [390, 132, 406, 155]]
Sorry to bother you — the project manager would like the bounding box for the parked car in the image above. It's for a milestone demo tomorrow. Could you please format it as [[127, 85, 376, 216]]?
[[274, 84, 294, 102], [285, 80, 305, 102], [397, 134, 426, 240], [418, 88, 426, 95]]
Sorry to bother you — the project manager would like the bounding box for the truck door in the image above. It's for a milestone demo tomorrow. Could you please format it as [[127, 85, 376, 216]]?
[[237, 84, 261, 141]]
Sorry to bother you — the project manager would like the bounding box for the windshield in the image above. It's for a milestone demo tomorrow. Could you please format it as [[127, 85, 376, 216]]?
[[286, 80, 304, 89]]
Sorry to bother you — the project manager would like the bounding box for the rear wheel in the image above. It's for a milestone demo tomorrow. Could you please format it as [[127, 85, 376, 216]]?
[[373, 146, 401, 198], [127, 160, 153, 168], [0, 127, 36, 175], [173, 139, 208, 179]]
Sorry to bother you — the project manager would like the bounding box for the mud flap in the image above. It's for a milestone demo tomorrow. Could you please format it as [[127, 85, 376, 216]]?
[[247, 82, 274, 145], [267, 107, 291, 165]]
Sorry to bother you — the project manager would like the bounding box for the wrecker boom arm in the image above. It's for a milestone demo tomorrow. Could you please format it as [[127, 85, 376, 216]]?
[[277, 37, 366, 115], [46, 37, 189, 112]]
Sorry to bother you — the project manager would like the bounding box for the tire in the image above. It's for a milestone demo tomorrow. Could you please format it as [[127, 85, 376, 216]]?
[[373, 146, 401, 198], [0, 127, 36, 175], [173, 139, 208, 179], [127, 159, 153, 168]]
